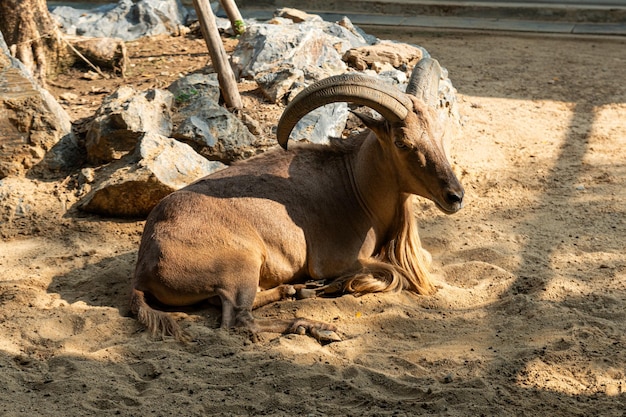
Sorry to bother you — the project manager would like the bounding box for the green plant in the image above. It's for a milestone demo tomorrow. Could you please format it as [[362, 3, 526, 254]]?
[[175, 88, 199, 104], [233, 19, 245, 36]]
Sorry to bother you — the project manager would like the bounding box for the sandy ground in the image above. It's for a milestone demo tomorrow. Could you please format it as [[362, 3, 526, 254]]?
[[1, 25, 625, 416]]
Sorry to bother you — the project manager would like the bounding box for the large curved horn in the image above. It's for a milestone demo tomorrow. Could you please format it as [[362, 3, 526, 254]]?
[[277, 73, 414, 149], [406, 57, 442, 107]]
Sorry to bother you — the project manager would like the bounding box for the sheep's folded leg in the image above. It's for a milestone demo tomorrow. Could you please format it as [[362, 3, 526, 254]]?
[[252, 284, 323, 309], [252, 285, 297, 309], [256, 317, 341, 343], [224, 304, 339, 344]]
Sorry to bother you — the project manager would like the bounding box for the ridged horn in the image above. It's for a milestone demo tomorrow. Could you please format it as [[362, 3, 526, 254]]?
[[406, 57, 442, 107], [277, 73, 414, 149]]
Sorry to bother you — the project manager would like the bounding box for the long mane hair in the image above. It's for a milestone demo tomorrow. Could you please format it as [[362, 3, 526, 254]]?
[[338, 194, 435, 296]]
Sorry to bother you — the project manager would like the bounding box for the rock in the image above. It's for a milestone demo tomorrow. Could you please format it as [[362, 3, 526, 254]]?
[[79, 132, 225, 218], [336, 16, 378, 46], [168, 73, 221, 105], [59, 92, 79, 102], [275, 8, 323, 23], [36, 11, 462, 221], [265, 14, 374, 52], [360, 68, 408, 88], [343, 40, 426, 71], [231, 21, 348, 79], [39, 132, 84, 177], [257, 64, 348, 106], [287, 103, 350, 145], [0, 177, 37, 223], [0, 32, 79, 179], [85, 87, 174, 164], [185, 2, 231, 31], [239, 112, 262, 136], [172, 96, 258, 163], [318, 17, 374, 50], [51, 0, 188, 41], [228, 16, 380, 145], [255, 66, 304, 104], [371, 62, 397, 74], [67, 36, 128, 74], [79, 167, 96, 185], [309, 328, 342, 343]]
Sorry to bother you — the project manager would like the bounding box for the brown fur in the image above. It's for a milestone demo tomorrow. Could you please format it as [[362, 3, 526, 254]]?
[[130, 288, 190, 341], [130, 96, 463, 342]]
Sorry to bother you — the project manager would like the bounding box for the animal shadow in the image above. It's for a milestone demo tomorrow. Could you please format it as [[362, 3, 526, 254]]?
[[47, 252, 220, 324]]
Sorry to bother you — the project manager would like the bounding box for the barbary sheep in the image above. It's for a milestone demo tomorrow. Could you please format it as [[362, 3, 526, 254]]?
[[130, 57, 464, 341]]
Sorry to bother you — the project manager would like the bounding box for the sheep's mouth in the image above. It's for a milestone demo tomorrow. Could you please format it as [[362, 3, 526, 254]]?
[[435, 200, 463, 214]]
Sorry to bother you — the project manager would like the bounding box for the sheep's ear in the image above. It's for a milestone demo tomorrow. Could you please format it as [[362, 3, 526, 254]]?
[[352, 110, 390, 137]]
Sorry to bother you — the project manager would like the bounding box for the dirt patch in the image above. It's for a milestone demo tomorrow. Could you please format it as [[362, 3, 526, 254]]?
[[1, 28, 625, 415]]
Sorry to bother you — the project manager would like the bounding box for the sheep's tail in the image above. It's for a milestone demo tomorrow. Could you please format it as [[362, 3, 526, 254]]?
[[130, 288, 189, 342]]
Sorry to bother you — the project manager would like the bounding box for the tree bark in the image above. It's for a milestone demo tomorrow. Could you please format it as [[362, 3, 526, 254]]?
[[0, 0, 66, 86], [219, 0, 245, 35], [193, 0, 243, 110]]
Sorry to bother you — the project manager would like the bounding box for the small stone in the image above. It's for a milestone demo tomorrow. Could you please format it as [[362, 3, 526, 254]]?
[[60, 92, 79, 101], [79, 168, 96, 184]]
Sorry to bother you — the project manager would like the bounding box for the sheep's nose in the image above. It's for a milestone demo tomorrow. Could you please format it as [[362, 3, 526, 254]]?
[[444, 189, 464, 205]]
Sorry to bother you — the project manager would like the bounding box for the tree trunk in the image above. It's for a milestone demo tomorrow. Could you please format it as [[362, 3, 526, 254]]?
[[193, 0, 243, 110], [0, 0, 66, 86], [219, 0, 246, 35]]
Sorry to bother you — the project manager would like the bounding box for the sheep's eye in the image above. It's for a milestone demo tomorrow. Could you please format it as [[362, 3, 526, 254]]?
[[395, 141, 409, 150]]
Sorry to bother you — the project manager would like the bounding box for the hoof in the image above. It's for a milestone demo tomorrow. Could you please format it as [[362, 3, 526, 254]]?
[[296, 288, 317, 299], [288, 318, 340, 343], [310, 328, 342, 343], [281, 285, 297, 297]]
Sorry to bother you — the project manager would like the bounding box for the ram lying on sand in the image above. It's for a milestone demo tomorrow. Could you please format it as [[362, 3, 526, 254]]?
[[130, 57, 464, 341]]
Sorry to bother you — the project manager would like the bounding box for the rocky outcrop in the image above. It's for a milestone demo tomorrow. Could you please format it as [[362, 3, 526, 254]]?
[[51, 0, 189, 41], [1, 8, 462, 218], [79, 132, 225, 218], [85, 87, 174, 164], [0, 32, 79, 179], [169, 73, 260, 163]]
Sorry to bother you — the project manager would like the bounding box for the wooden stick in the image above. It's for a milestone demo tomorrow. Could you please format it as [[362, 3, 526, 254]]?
[[192, 0, 242, 110], [219, 0, 246, 35], [61, 36, 108, 79]]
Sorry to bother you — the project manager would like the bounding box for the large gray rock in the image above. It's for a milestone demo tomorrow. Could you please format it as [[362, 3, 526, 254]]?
[[287, 103, 350, 145], [51, 0, 188, 41], [230, 16, 379, 145], [172, 95, 258, 163], [0, 32, 79, 179], [168, 73, 221, 104], [271, 12, 375, 51], [254, 66, 304, 104], [231, 20, 350, 80], [80, 132, 225, 218], [334, 16, 378, 46], [85, 86, 174, 164], [254, 63, 350, 106]]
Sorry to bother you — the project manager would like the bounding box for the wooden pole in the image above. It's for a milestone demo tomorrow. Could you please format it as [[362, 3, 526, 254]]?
[[219, 0, 246, 35], [192, 0, 242, 110]]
